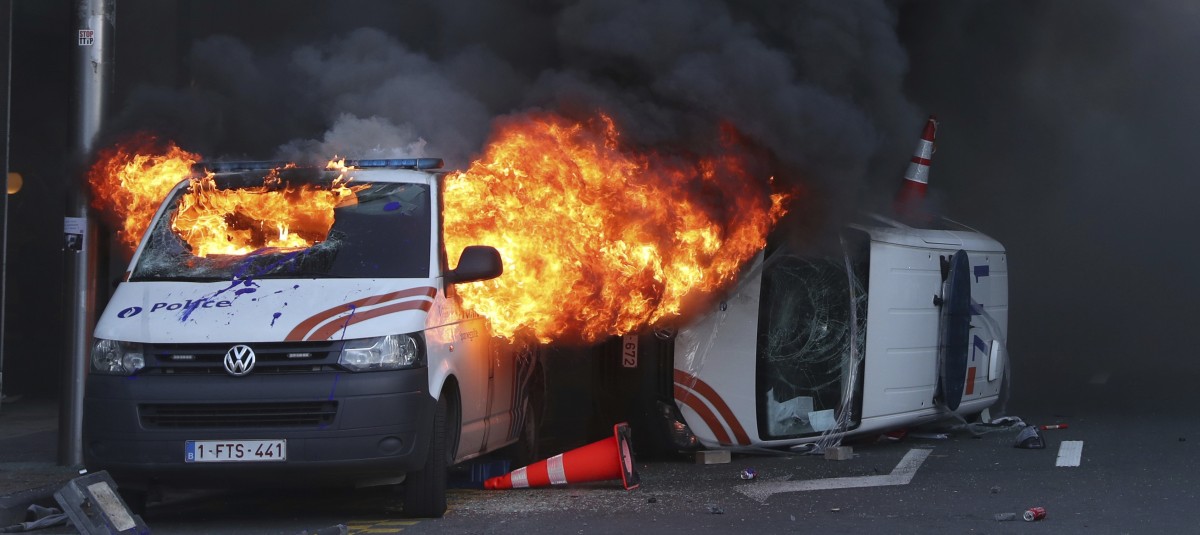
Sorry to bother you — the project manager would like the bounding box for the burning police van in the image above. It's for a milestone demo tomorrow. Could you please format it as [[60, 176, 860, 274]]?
[[83, 159, 540, 518]]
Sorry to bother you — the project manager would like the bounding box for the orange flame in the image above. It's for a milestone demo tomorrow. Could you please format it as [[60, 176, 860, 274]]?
[[170, 167, 363, 257], [89, 135, 364, 257], [445, 113, 788, 343], [88, 134, 200, 252]]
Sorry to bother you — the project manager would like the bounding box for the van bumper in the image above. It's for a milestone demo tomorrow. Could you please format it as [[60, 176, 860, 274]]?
[[82, 368, 434, 490]]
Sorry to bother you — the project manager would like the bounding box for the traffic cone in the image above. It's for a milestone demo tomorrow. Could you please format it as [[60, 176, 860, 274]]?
[[484, 422, 640, 490], [894, 114, 938, 220]]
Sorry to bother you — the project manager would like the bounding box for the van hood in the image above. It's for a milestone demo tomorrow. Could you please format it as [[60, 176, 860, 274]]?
[[94, 278, 439, 344]]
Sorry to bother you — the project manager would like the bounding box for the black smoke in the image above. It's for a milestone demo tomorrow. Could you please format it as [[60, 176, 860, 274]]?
[[106, 0, 923, 231], [78, 0, 1200, 411], [899, 0, 1200, 410]]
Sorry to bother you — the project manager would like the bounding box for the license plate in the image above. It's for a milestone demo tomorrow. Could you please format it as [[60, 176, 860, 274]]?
[[185, 440, 287, 463]]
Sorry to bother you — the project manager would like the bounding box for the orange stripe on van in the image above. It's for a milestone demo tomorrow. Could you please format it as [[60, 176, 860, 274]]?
[[673, 369, 751, 445], [965, 367, 977, 395], [673, 384, 732, 445], [307, 299, 435, 341], [285, 287, 436, 341]]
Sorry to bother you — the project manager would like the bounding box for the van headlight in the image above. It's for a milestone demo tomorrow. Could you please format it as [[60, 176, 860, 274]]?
[[338, 334, 423, 372], [90, 339, 146, 375]]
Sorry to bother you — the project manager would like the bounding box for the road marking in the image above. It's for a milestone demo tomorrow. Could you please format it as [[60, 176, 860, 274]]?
[[735, 448, 933, 502], [347, 520, 420, 534], [1056, 440, 1084, 467]]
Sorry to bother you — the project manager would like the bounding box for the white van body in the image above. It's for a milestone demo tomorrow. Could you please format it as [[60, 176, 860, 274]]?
[[669, 216, 1008, 449], [84, 161, 538, 517]]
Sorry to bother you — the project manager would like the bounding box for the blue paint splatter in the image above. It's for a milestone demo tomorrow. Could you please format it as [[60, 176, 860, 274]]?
[[271, 311, 282, 326], [235, 287, 257, 296], [383, 201, 401, 212], [328, 373, 341, 400], [337, 305, 357, 340]]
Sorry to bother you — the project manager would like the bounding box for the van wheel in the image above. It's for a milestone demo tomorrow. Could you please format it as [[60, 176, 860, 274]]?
[[403, 395, 450, 518], [511, 368, 545, 467]]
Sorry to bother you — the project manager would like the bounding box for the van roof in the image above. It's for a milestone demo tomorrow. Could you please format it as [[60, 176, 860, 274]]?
[[195, 158, 444, 173]]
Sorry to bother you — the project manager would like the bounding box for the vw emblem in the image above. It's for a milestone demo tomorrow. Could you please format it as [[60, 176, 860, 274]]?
[[223, 345, 256, 377]]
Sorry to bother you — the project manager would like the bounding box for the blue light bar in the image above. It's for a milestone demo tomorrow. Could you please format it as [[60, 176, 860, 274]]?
[[342, 158, 444, 170]]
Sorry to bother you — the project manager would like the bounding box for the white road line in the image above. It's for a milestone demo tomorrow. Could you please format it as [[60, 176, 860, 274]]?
[[735, 448, 933, 503], [1056, 440, 1084, 467]]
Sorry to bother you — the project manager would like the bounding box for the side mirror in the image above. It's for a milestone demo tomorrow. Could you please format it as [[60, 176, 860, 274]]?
[[447, 246, 503, 284]]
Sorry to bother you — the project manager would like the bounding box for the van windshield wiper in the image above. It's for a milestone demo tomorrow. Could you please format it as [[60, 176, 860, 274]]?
[[127, 275, 229, 283]]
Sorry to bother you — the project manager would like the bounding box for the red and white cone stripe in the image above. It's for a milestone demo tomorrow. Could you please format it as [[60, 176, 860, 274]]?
[[904, 115, 938, 186]]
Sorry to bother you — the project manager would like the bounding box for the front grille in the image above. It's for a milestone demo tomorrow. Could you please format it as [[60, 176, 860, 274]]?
[[140, 401, 338, 428], [144, 341, 345, 375]]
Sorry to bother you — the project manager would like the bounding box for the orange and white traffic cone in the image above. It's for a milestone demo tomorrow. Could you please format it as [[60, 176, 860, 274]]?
[[484, 422, 640, 490], [894, 114, 938, 220]]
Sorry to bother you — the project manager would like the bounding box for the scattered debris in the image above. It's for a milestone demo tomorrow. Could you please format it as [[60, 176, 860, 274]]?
[[990, 485, 1001, 494], [910, 432, 949, 440], [1014, 426, 1045, 449], [879, 429, 908, 442], [739, 468, 757, 480], [706, 505, 725, 515], [830, 508, 842, 513], [1039, 424, 1068, 430], [824, 446, 854, 461], [1023, 507, 1047, 522], [993, 512, 1017, 522], [0, 504, 69, 532]]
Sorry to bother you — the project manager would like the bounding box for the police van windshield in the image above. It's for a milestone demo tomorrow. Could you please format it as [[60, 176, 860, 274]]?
[[756, 230, 869, 440], [130, 168, 431, 281]]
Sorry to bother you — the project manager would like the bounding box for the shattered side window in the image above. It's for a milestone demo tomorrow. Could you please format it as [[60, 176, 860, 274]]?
[[130, 170, 431, 281], [756, 231, 869, 440]]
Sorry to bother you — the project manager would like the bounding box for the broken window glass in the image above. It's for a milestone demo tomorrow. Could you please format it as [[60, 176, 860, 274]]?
[[130, 169, 431, 282], [756, 231, 869, 440]]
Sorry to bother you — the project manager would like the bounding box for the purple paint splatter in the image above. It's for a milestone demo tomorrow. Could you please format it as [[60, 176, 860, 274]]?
[[271, 311, 282, 326]]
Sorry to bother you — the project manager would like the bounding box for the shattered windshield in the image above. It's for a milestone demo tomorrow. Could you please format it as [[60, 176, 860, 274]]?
[[130, 168, 431, 281], [757, 231, 869, 440]]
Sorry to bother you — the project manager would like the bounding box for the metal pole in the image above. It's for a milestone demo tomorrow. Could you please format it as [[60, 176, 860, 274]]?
[[62, 0, 114, 466], [0, 0, 11, 413]]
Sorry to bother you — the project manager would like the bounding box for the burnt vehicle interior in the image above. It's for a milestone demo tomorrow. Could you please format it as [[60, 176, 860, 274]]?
[[130, 168, 431, 282]]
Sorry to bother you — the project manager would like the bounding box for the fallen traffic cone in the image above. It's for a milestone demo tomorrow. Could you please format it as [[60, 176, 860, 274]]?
[[894, 114, 938, 221], [484, 422, 640, 490]]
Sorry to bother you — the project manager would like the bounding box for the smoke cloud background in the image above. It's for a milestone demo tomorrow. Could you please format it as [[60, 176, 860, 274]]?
[[900, 0, 1200, 408], [2, 0, 1195, 410], [99, 0, 1200, 407]]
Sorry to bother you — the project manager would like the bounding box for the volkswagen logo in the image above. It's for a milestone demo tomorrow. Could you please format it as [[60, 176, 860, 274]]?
[[223, 345, 256, 377]]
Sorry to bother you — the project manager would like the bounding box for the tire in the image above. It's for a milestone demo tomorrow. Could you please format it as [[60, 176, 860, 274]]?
[[511, 368, 545, 467], [403, 394, 451, 518]]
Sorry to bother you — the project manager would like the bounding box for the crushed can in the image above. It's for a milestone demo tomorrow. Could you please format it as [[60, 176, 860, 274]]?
[[739, 468, 757, 480], [1023, 507, 1047, 522]]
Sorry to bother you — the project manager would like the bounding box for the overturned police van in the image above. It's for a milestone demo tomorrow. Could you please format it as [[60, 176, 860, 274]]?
[[595, 116, 1009, 453], [600, 214, 1008, 453]]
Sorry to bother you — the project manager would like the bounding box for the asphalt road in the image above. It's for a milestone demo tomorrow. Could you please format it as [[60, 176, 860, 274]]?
[[6, 367, 1198, 534], [27, 402, 1192, 534]]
